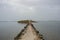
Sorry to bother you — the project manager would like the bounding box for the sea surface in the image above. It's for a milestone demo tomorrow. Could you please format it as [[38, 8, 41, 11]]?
[[0, 21, 60, 40]]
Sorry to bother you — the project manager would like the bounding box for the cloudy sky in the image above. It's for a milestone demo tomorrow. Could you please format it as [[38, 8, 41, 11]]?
[[0, 0, 60, 21]]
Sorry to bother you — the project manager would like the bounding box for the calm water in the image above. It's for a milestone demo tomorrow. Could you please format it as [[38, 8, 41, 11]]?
[[0, 21, 60, 40]]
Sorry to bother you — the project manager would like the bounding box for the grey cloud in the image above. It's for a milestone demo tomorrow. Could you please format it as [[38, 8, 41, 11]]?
[[0, 0, 60, 21], [18, 0, 60, 6]]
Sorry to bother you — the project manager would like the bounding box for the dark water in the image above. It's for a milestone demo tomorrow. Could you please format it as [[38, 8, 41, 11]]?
[[0, 21, 60, 40]]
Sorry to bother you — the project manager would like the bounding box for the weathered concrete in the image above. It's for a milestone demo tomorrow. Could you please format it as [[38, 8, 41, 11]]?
[[14, 23, 44, 40]]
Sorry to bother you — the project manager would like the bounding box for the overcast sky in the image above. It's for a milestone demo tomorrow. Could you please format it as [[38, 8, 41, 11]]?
[[0, 0, 60, 21]]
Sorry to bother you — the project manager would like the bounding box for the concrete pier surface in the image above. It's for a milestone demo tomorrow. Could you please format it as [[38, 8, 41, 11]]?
[[14, 23, 44, 40]]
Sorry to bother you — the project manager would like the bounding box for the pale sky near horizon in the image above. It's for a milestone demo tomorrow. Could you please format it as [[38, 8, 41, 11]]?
[[0, 0, 60, 21]]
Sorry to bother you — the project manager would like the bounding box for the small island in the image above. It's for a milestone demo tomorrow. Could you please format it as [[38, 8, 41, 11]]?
[[17, 20, 37, 24]]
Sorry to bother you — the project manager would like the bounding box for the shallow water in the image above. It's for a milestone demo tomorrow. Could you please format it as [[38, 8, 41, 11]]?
[[0, 21, 60, 40]]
